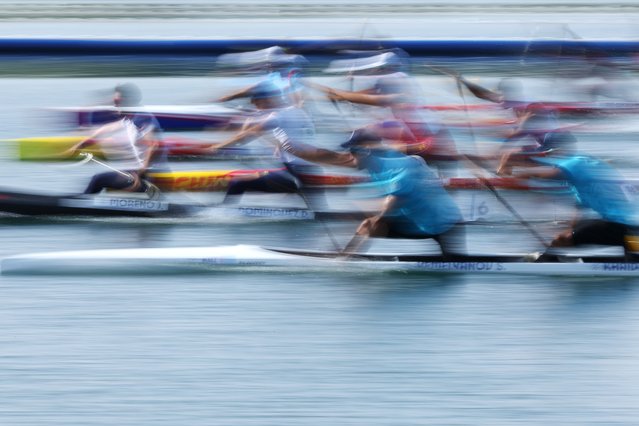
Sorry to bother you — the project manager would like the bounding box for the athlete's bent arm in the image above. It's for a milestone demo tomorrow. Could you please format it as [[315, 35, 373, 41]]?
[[514, 166, 564, 180], [326, 88, 400, 107], [297, 148, 356, 168], [458, 77, 503, 104], [58, 120, 125, 159], [216, 84, 258, 103], [208, 121, 266, 154], [342, 195, 398, 255]]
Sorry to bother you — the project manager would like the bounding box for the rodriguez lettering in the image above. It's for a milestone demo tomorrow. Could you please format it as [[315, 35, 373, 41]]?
[[238, 207, 313, 219]]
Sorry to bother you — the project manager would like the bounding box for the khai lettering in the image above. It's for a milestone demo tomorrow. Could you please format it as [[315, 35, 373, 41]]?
[[602, 263, 639, 271]]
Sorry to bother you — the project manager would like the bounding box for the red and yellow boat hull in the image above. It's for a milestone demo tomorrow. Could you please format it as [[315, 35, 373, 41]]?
[[147, 169, 369, 191]]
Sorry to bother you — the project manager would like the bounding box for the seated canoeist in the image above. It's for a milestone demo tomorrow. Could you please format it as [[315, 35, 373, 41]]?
[[64, 83, 166, 197], [495, 102, 578, 175], [512, 153, 639, 260], [209, 80, 351, 206], [215, 46, 308, 108], [314, 50, 459, 177], [338, 130, 466, 260], [454, 75, 578, 174]]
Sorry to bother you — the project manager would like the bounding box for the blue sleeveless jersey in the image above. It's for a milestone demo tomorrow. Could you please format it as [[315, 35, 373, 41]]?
[[552, 156, 639, 226], [362, 150, 462, 235]]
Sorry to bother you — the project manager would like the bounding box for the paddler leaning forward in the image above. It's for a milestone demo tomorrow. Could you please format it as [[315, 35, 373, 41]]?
[[510, 153, 639, 261], [208, 80, 351, 206], [62, 83, 165, 197], [315, 50, 459, 178], [337, 129, 466, 260]]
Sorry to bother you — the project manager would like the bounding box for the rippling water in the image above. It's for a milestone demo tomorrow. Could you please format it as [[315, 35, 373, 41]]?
[[4, 266, 639, 425], [3, 9, 639, 425]]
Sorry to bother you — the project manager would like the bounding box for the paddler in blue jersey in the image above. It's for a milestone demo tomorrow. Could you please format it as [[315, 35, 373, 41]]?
[[63, 83, 165, 196], [209, 80, 351, 205], [338, 129, 466, 260], [513, 154, 639, 260], [495, 102, 578, 175]]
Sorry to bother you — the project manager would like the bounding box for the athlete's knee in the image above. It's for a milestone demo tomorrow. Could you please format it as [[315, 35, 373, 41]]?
[[124, 174, 144, 192], [551, 230, 574, 247], [624, 233, 639, 258], [83, 173, 110, 194]]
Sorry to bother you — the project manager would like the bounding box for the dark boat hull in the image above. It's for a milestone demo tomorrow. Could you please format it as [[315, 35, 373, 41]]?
[[0, 189, 370, 220], [0, 190, 197, 218]]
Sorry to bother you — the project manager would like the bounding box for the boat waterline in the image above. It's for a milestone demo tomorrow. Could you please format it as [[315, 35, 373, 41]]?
[[2, 244, 637, 277]]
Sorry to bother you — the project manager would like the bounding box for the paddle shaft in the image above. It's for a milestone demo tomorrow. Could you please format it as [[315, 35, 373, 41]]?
[[81, 153, 134, 179], [475, 177, 550, 247], [431, 65, 551, 248], [296, 186, 343, 253]]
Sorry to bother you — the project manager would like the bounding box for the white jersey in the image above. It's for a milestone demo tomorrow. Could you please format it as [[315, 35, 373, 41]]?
[[96, 112, 161, 169], [261, 106, 318, 168]]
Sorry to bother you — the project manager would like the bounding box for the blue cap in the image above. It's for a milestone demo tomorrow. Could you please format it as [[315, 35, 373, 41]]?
[[340, 129, 383, 149], [249, 80, 284, 101]]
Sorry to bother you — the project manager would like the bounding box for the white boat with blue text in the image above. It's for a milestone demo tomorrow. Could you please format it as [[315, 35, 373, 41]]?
[[2, 244, 638, 277]]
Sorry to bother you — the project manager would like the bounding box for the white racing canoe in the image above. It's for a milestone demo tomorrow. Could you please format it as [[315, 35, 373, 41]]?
[[2, 244, 638, 277]]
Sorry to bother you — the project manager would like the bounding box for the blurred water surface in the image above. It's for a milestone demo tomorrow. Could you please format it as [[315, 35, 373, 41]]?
[[2, 10, 639, 426]]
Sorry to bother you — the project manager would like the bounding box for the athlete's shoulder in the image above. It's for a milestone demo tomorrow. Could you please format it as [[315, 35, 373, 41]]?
[[129, 112, 160, 129]]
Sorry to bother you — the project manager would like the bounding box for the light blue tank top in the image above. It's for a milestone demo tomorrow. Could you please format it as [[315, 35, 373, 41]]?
[[364, 150, 462, 235], [554, 156, 639, 226]]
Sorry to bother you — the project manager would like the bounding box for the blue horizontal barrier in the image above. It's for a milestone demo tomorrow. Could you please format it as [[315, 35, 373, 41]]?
[[1, 38, 638, 57]]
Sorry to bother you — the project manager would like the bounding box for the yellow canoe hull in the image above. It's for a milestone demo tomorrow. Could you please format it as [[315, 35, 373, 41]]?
[[9, 136, 105, 161], [8, 135, 267, 161]]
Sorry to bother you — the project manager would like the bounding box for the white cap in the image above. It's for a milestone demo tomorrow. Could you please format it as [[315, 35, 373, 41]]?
[[324, 52, 401, 73], [217, 46, 303, 69]]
